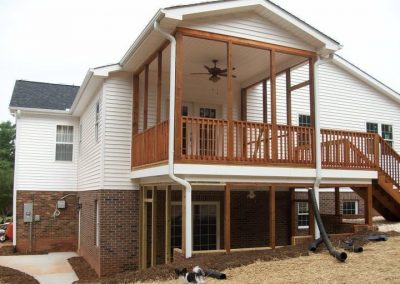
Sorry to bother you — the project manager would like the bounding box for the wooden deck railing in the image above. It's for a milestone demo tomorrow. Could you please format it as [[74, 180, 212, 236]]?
[[378, 136, 400, 188], [132, 120, 169, 167]]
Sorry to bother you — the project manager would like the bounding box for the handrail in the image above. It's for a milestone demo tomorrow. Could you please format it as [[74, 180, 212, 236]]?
[[378, 136, 400, 188]]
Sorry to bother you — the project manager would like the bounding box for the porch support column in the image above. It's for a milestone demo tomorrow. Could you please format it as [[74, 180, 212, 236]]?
[[286, 69, 292, 125], [131, 75, 140, 168], [308, 191, 315, 238], [270, 50, 277, 162], [240, 88, 247, 157], [335, 187, 340, 216], [262, 80, 267, 123], [365, 185, 373, 226], [174, 32, 184, 161], [144, 65, 149, 130], [140, 187, 148, 269], [224, 184, 231, 253], [309, 57, 316, 164], [182, 186, 192, 258], [165, 185, 171, 263], [156, 51, 162, 123], [290, 187, 296, 244], [269, 186, 276, 249], [227, 40, 234, 160], [151, 187, 157, 267]]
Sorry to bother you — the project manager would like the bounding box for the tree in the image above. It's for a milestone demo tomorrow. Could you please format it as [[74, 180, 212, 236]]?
[[0, 121, 15, 219]]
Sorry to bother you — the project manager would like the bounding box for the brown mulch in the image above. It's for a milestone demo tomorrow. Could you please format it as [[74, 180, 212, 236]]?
[[68, 257, 98, 282], [0, 265, 39, 284], [76, 243, 309, 284]]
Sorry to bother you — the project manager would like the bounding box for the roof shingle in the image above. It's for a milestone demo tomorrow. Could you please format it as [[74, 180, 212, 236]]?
[[9, 80, 79, 111]]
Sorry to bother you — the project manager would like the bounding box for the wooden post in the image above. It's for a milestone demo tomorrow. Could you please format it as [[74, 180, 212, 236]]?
[[335, 187, 340, 216], [262, 80, 267, 123], [286, 69, 291, 125], [165, 186, 171, 263], [141, 188, 148, 269], [138, 186, 143, 269], [175, 33, 184, 161], [224, 184, 231, 253], [374, 133, 380, 168], [241, 88, 247, 157], [309, 57, 316, 165], [227, 40, 234, 160], [269, 186, 276, 249], [365, 185, 373, 226], [290, 188, 296, 244], [181, 187, 186, 256], [132, 75, 140, 169], [143, 65, 149, 130], [308, 195, 315, 238], [151, 187, 157, 267], [270, 50, 277, 162], [156, 51, 162, 124]]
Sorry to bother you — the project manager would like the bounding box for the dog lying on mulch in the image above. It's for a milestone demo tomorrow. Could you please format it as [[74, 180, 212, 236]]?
[[175, 266, 205, 284]]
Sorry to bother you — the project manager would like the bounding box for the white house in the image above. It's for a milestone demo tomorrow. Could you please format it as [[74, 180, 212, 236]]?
[[9, 0, 400, 276]]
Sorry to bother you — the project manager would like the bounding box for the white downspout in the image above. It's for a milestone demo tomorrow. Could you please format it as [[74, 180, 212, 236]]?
[[154, 21, 193, 258], [313, 54, 333, 239]]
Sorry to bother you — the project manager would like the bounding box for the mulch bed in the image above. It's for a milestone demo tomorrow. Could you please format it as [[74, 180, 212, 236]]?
[[0, 265, 39, 284], [68, 257, 98, 282]]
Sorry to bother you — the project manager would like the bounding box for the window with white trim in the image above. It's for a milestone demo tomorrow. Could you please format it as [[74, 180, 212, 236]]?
[[342, 201, 358, 215], [297, 202, 309, 229], [366, 122, 378, 134], [298, 114, 311, 127], [382, 124, 393, 147], [55, 125, 73, 161], [95, 101, 100, 142]]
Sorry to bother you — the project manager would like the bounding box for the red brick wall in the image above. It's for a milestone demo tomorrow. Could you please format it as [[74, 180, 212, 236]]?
[[78, 190, 139, 276], [16, 191, 78, 253]]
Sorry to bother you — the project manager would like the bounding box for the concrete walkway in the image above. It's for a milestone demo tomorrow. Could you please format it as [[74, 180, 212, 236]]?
[[0, 252, 79, 284]]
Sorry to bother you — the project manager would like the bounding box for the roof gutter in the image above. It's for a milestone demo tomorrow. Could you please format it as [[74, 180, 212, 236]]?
[[9, 107, 72, 116], [120, 9, 166, 66], [154, 20, 193, 259], [70, 69, 94, 113]]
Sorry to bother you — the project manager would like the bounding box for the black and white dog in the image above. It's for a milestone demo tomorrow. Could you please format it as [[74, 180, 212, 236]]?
[[175, 266, 205, 284]]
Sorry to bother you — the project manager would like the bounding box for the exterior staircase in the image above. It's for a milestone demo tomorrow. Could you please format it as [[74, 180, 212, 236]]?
[[351, 135, 400, 221]]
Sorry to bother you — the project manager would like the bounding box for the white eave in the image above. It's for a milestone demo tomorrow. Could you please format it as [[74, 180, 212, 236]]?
[[332, 55, 400, 104]]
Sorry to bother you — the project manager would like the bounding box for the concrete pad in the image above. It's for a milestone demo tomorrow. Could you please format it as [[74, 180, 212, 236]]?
[[0, 252, 79, 284]]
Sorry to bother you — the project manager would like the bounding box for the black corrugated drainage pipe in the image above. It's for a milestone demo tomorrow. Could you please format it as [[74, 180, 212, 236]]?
[[308, 189, 347, 262]]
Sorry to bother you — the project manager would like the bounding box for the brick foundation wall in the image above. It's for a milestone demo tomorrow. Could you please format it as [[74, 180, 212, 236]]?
[[16, 190, 78, 253], [78, 190, 139, 276]]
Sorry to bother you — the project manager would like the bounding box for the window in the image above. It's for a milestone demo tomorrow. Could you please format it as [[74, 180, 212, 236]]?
[[55, 125, 73, 161], [382, 124, 393, 147], [298, 114, 311, 127], [297, 202, 309, 229], [95, 200, 100, 246], [366, 122, 378, 134], [342, 201, 358, 215], [95, 101, 100, 142]]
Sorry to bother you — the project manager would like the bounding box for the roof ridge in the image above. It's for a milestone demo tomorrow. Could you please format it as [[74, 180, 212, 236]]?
[[16, 79, 80, 88]]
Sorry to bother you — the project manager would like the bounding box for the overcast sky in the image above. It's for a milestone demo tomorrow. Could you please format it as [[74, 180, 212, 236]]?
[[1, 0, 399, 123]]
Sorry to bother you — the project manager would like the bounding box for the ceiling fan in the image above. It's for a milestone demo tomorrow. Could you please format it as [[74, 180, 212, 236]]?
[[191, 59, 236, 83]]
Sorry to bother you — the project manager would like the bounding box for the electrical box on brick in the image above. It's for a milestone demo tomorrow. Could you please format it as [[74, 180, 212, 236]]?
[[57, 200, 66, 209]]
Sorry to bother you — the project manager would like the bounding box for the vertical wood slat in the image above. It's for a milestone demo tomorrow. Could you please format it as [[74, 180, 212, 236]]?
[[224, 184, 231, 253], [290, 187, 296, 244], [143, 65, 149, 130], [156, 51, 162, 124], [269, 186, 276, 249], [175, 32, 184, 161], [151, 187, 157, 267], [165, 186, 171, 263], [308, 192, 315, 238]]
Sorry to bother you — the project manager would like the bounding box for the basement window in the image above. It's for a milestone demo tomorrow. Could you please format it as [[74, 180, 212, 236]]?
[[55, 125, 73, 161], [297, 202, 309, 229], [382, 124, 393, 147], [342, 201, 358, 215]]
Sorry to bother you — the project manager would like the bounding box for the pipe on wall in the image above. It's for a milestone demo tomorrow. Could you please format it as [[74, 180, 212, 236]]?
[[154, 21, 193, 258]]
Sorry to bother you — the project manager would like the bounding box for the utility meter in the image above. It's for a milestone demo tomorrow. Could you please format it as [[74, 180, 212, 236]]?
[[24, 203, 33, 223]]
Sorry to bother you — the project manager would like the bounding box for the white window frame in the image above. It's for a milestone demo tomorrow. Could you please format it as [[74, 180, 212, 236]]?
[[95, 101, 100, 143], [95, 200, 100, 247], [381, 124, 393, 146], [297, 201, 309, 229], [342, 200, 358, 215], [171, 201, 220, 251], [55, 125, 74, 162], [366, 122, 379, 134]]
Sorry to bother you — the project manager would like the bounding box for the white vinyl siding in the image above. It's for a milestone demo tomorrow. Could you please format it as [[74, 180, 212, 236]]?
[[14, 114, 79, 191], [180, 12, 314, 52], [78, 89, 103, 191], [103, 73, 135, 190]]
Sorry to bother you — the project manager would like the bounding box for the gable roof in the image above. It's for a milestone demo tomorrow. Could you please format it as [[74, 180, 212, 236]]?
[[9, 80, 79, 112]]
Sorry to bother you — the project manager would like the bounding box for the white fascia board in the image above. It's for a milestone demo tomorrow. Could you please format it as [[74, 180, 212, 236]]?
[[131, 165, 169, 179], [321, 169, 377, 180], [332, 55, 400, 104], [9, 107, 71, 116]]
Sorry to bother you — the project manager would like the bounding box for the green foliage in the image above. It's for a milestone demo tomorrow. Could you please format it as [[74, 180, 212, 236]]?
[[0, 121, 15, 218]]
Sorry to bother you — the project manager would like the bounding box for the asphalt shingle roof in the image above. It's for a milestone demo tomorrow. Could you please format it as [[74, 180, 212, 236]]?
[[9, 80, 79, 111]]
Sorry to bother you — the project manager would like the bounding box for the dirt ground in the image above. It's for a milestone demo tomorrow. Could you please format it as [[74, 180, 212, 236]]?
[[0, 265, 39, 284]]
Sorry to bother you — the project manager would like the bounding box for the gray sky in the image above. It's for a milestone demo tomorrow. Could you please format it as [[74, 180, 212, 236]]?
[[1, 0, 399, 123]]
